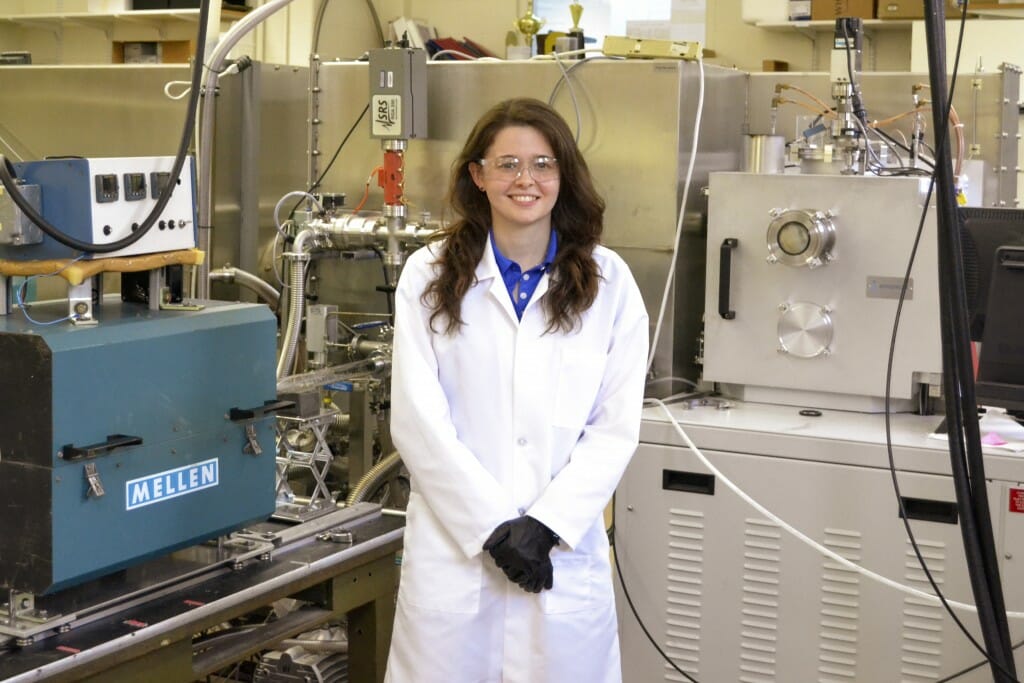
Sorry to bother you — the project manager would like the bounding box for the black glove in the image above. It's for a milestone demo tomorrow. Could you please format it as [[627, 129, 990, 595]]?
[[483, 516, 558, 593]]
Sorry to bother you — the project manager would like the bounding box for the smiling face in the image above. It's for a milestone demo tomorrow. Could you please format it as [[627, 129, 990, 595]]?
[[469, 125, 560, 241]]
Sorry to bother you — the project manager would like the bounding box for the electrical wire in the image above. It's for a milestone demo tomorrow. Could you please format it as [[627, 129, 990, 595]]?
[[287, 104, 370, 220], [370, 245, 395, 324], [547, 54, 619, 107], [0, 0, 211, 254], [777, 82, 835, 115], [642, 398, 1024, 615], [645, 58, 704, 378], [614, 399, 1024, 683], [773, 96, 837, 119], [937, 640, 1024, 683], [550, 50, 582, 143], [610, 506, 699, 683], [13, 254, 87, 326], [274, 190, 325, 238], [351, 166, 383, 214], [429, 49, 477, 61]]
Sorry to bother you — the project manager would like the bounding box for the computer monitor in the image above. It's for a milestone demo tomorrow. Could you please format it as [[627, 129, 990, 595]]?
[[959, 207, 1024, 411], [960, 207, 1024, 341]]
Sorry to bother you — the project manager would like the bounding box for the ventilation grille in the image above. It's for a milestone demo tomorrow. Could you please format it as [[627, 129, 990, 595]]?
[[817, 528, 863, 682], [739, 517, 782, 683], [900, 538, 947, 682], [663, 507, 705, 682]]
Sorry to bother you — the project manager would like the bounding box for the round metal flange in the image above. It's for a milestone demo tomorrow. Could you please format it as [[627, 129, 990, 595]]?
[[777, 302, 834, 358], [766, 208, 836, 268]]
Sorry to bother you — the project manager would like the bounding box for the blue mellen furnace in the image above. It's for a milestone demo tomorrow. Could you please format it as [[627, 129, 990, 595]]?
[[0, 300, 280, 595]]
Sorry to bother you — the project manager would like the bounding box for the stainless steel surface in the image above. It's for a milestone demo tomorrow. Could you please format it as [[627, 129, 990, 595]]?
[[766, 207, 836, 268], [196, 0, 296, 298], [742, 133, 785, 174], [0, 184, 41, 246], [747, 68, 1022, 208], [996, 63, 1022, 207], [209, 63, 309, 302], [314, 59, 748, 385], [704, 172, 942, 411], [776, 301, 833, 358]]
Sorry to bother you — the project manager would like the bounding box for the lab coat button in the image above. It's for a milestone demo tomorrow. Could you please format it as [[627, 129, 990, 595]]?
[[517, 437, 527, 446], [518, 507, 526, 516]]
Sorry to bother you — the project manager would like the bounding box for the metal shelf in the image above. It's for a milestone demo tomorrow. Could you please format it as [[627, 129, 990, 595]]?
[[0, 8, 245, 38], [756, 19, 916, 32]]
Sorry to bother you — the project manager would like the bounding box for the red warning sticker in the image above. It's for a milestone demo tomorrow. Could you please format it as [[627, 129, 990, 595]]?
[[1009, 488, 1024, 513]]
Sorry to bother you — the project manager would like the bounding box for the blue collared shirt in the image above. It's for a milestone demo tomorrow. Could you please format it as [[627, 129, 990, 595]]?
[[491, 230, 558, 320]]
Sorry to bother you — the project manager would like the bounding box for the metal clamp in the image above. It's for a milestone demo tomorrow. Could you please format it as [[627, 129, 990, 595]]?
[[84, 462, 105, 498], [243, 423, 263, 456]]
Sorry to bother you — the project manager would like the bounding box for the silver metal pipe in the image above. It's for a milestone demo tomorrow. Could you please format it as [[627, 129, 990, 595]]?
[[208, 266, 280, 308], [278, 638, 348, 653], [276, 357, 387, 395], [196, 0, 296, 299]]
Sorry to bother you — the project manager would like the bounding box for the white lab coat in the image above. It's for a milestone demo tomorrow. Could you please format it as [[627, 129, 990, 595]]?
[[384, 235, 648, 683]]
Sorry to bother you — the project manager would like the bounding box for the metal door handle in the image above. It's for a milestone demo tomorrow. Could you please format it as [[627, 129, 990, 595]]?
[[718, 238, 738, 320], [229, 399, 295, 422], [61, 434, 143, 461]]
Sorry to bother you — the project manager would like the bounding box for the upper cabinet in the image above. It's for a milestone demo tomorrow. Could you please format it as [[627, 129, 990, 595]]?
[[0, 4, 247, 64]]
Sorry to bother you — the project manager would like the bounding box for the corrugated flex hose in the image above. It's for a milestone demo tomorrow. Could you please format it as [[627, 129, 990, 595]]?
[[276, 230, 314, 379], [345, 451, 401, 506]]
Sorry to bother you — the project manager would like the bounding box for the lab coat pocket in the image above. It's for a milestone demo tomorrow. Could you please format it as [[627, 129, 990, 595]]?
[[552, 350, 606, 428], [543, 552, 593, 614], [400, 493, 482, 614]]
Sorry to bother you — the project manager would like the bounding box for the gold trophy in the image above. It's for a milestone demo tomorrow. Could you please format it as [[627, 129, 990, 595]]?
[[514, 0, 545, 55], [568, 2, 584, 53]]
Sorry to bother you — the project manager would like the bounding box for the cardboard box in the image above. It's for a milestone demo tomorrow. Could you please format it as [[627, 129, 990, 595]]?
[[811, 0, 876, 20], [877, 0, 962, 18], [742, 0, 790, 23], [790, 0, 813, 19]]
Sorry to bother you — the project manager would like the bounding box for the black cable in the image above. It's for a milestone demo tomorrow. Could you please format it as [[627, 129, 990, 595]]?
[[874, 2, 1020, 679], [938, 639, 1024, 683], [610, 494, 699, 683], [0, 0, 211, 254], [913, 0, 1017, 679], [841, 20, 868, 125], [371, 246, 395, 324], [882, 0, 1004, 672], [287, 104, 370, 220], [884, 179, 998, 667]]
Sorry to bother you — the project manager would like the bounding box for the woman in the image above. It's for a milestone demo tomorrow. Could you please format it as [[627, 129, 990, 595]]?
[[385, 97, 648, 683]]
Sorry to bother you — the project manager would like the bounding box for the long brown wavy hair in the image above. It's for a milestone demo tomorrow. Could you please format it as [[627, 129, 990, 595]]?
[[422, 98, 604, 335]]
